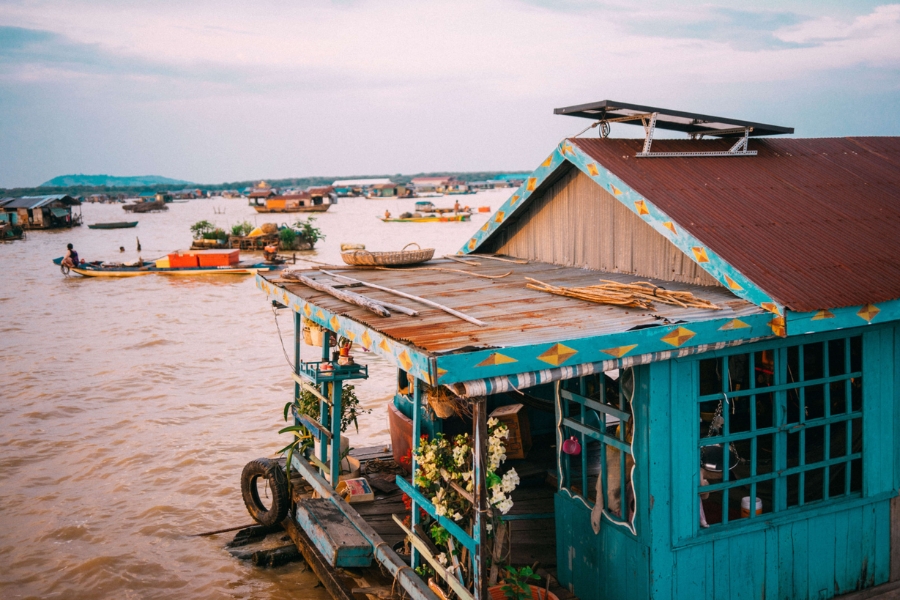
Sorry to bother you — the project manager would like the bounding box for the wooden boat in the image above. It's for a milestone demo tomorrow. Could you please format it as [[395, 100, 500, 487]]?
[[123, 200, 167, 213], [379, 214, 470, 223], [341, 243, 434, 266], [53, 256, 283, 277], [87, 221, 139, 229], [253, 204, 331, 213]]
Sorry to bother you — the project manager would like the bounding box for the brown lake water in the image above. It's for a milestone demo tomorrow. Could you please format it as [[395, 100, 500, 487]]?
[[0, 190, 510, 599]]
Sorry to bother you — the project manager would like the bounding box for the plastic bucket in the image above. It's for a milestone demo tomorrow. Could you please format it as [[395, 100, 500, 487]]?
[[741, 496, 763, 517]]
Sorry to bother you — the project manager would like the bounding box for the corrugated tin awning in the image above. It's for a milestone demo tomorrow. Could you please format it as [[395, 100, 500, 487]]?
[[50, 207, 70, 217]]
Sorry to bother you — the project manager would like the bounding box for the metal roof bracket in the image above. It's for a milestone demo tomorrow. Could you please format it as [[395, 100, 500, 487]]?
[[636, 123, 757, 158]]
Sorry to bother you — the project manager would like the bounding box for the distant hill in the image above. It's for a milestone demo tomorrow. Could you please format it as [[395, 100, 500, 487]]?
[[40, 174, 193, 188]]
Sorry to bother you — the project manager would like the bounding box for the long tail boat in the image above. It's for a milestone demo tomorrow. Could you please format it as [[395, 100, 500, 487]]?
[[53, 250, 284, 277], [87, 221, 138, 229]]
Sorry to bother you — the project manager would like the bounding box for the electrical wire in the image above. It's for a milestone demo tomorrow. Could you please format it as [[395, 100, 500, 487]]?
[[271, 304, 295, 371]]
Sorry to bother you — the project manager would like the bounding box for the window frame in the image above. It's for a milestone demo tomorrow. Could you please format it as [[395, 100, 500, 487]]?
[[684, 327, 868, 546]]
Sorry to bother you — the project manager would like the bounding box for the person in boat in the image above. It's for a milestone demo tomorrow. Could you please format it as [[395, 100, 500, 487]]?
[[453, 200, 460, 214], [384, 210, 391, 219], [62, 243, 80, 268]]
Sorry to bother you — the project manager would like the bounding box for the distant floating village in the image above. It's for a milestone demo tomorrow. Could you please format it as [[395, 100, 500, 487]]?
[[0, 172, 527, 240]]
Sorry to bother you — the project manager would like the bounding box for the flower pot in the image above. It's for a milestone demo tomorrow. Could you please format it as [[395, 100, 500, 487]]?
[[488, 585, 559, 600]]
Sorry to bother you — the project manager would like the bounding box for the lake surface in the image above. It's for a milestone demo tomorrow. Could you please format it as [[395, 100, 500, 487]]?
[[0, 189, 510, 599]]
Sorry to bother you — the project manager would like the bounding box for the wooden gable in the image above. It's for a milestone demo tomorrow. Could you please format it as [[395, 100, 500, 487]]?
[[481, 167, 720, 287]]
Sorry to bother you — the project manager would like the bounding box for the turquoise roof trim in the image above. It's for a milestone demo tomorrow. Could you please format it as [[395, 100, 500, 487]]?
[[786, 298, 900, 335]]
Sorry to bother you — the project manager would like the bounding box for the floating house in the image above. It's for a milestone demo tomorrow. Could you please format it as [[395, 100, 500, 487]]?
[[0, 194, 82, 229], [367, 182, 409, 198], [333, 178, 394, 197], [254, 100, 900, 600], [252, 191, 332, 213], [410, 176, 468, 195]]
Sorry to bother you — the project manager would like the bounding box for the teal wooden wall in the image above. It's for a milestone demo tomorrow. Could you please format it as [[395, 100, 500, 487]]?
[[556, 324, 898, 600]]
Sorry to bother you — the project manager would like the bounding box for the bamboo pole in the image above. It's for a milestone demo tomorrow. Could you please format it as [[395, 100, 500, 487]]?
[[319, 270, 487, 326], [283, 273, 391, 317]]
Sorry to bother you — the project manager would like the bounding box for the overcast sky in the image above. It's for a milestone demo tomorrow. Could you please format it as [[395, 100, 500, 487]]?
[[1, 0, 899, 188]]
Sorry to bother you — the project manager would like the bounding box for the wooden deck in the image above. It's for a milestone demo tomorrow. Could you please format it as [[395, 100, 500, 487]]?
[[272, 445, 575, 600]]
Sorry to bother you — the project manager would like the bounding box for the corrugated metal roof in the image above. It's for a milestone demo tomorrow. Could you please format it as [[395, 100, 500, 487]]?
[[572, 137, 900, 312], [1, 195, 79, 209], [266, 259, 761, 356]]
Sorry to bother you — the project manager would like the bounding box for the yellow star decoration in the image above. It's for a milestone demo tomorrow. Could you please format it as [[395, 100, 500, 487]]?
[[509, 195, 520, 206], [476, 353, 518, 367], [718, 319, 750, 331], [468, 238, 477, 251], [587, 163, 599, 177], [379, 339, 392, 353], [494, 211, 505, 223], [420, 372, 431, 385], [398, 351, 413, 371], [560, 142, 574, 155], [345, 331, 356, 341], [316, 309, 325, 319], [329, 316, 340, 331], [760, 303, 781, 315], [360, 330, 372, 349], [723, 274, 743, 291], [292, 304, 300, 312], [600, 345, 637, 358], [282, 291, 289, 304], [437, 367, 448, 381], [541, 155, 554, 167], [481, 222, 490, 232], [857, 304, 880, 323], [661, 326, 696, 347], [691, 247, 710, 263], [768, 316, 786, 337], [303, 303, 312, 317], [537, 343, 578, 366], [634, 200, 650, 216], [526, 177, 537, 191], [609, 184, 623, 196], [811, 310, 835, 321], [663, 221, 677, 235]]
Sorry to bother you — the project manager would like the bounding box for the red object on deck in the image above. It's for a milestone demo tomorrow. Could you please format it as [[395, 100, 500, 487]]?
[[167, 252, 199, 268], [192, 249, 240, 267]]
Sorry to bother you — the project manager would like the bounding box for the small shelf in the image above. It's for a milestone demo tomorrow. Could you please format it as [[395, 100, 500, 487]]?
[[298, 361, 369, 384]]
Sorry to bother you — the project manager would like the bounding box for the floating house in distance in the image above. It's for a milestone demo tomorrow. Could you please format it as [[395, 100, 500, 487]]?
[[332, 178, 394, 197], [367, 182, 409, 198], [410, 175, 469, 195], [0, 194, 82, 229], [254, 100, 900, 600]]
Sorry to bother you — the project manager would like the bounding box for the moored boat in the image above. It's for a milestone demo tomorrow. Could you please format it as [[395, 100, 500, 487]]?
[[87, 221, 139, 229], [53, 249, 284, 277], [380, 214, 470, 223]]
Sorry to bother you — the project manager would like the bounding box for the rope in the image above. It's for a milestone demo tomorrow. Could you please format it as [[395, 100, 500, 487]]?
[[271, 304, 295, 371]]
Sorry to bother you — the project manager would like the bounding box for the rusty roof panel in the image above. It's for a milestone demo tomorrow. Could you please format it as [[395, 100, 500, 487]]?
[[572, 137, 900, 312], [266, 259, 760, 355]]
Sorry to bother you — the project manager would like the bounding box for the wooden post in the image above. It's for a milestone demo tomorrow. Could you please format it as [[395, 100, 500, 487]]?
[[294, 313, 302, 427], [319, 332, 331, 470], [472, 397, 488, 600], [330, 375, 343, 488], [411, 378, 422, 568]]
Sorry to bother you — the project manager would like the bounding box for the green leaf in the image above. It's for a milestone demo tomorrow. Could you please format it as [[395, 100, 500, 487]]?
[[278, 424, 307, 434], [284, 402, 294, 421]]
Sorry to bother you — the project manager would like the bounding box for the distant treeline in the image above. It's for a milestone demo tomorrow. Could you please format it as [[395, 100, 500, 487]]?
[[2, 171, 528, 198]]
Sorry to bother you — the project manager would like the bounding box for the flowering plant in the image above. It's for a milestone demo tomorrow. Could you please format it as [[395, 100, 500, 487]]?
[[412, 416, 520, 579]]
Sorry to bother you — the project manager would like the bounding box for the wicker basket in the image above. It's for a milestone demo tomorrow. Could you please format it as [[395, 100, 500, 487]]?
[[425, 385, 459, 419], [340, 243, 434, 267]]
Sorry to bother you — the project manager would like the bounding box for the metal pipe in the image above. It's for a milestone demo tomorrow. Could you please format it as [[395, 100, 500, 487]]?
[[291, 453, 439, 600]]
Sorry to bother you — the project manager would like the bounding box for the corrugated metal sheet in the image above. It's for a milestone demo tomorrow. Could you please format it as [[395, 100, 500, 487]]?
[[572, 137, 900, 311], [2, 195, 79, 209], [269, 259, 761, 355], [493, 167, 720, 286]]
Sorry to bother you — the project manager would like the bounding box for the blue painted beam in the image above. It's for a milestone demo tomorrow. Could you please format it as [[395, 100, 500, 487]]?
[[435, 311, 776, 384], [395, 476, 477, 554], [786, 298, 900, 336]]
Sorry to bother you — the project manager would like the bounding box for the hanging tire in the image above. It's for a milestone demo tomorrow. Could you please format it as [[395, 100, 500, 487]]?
[[241, 458, 289, 527]]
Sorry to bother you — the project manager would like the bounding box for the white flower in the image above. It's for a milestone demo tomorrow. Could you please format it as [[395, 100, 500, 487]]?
[[486, 523, 493, 532], [496, 498, 514, 514], [501, 469, 520, 493], [436, 552, 448, 566], [453, 512, 463, 522], [487, 417, 498, 427]]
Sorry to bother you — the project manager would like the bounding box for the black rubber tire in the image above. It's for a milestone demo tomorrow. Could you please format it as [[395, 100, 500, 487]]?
[[240, 458, 289, 527]]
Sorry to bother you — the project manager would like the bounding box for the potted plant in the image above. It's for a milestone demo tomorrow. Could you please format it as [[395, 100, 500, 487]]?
[[489, 565, 558, 600]]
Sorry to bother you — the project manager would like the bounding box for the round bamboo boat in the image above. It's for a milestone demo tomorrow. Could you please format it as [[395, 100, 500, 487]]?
[[340, 243, 434, 266]]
